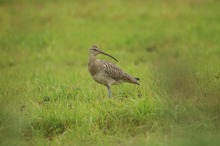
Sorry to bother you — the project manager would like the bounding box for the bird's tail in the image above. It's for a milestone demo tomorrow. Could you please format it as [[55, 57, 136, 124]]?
[[123, 73, 140, 85], [135, 77, 140, 81], [131, 77, 140, 85], [129, 77, 140, 85]]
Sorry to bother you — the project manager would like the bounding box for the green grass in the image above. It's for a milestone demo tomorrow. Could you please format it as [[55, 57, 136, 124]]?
[[0, 0, 220, 145]]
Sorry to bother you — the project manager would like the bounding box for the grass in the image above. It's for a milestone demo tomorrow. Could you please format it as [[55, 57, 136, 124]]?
[[0, 0, 220, 145]]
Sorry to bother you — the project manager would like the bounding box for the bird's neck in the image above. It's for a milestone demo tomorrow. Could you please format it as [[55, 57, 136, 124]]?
[[88, 55, 97, 66]]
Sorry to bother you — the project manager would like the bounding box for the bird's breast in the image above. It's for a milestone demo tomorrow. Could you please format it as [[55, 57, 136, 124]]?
[[88, 61, 100, 76]]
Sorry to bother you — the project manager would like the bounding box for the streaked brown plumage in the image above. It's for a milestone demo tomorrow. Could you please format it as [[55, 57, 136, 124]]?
[[88, 45, 140, 97]]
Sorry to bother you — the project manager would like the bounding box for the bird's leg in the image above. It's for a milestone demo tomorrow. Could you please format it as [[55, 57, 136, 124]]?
[[107, 85, 111, 98]]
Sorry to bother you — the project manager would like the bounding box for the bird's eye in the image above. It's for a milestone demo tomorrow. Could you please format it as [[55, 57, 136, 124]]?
[[93, 48, 97, 51]]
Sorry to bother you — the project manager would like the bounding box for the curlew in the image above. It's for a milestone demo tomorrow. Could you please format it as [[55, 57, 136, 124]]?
[[88, 45, 140, 97]]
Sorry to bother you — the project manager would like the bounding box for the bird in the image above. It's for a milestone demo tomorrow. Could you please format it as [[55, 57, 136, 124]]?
[[88, 45, 140, 97]]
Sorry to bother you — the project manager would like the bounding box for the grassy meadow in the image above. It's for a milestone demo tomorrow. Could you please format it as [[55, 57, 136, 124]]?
[[0, 0, 220, 145]]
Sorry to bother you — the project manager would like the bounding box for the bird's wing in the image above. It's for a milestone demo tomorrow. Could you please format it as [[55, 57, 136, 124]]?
[[99, 60, 132, 82]]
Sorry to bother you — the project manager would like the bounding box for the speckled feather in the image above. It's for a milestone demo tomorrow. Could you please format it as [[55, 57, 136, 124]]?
[[99, 60, 139, 85], [88, 45, 139, 97]]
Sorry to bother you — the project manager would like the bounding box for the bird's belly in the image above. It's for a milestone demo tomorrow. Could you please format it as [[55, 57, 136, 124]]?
[[92, 72, 122, 86]]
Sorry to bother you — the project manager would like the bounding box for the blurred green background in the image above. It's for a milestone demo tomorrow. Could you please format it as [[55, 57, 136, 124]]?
[[0, 0, 220, 145]]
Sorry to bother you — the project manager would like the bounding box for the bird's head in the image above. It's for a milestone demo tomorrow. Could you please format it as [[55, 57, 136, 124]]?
[[89, 45, 118, 62]]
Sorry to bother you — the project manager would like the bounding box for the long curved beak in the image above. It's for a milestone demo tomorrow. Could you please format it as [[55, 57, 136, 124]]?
[[99, 51, 118, 62]]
